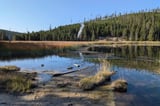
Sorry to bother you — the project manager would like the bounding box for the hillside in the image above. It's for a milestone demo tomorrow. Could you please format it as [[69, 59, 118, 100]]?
[[1, 9, 160, 41], [0, 29, 22, 41]]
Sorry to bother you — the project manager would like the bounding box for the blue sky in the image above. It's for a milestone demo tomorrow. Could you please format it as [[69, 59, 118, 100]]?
[[0, 0, 160, 32]]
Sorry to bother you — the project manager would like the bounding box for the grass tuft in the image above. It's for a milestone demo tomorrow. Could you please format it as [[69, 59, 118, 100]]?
[[0, 71, 34, 93], [110, 79, 128, 92], [79, 59, 116, 90]]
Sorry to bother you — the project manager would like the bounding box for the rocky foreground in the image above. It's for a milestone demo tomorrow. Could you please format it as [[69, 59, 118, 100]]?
[[0, 65, 127, 106]]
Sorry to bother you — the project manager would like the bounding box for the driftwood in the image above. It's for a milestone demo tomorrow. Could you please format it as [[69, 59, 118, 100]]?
[[52, 66, 90, 77], [52, 70, 79, 77]]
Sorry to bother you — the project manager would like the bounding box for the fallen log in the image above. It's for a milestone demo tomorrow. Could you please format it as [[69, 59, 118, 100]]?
[[52, 70, 79, 77]]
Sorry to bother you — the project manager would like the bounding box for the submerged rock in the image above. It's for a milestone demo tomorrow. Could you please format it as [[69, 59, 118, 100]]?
[[0, 66, 20, 72], [110, 79, 128, 92]]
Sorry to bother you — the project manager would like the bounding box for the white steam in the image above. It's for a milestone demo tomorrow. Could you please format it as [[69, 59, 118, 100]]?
[[77, 23, 85, 38]]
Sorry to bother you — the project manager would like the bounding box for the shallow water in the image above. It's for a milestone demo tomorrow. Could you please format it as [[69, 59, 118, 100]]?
[[0, 50, 94, 82], [88, 45, 160, 106], [112, 66, 160, 106]]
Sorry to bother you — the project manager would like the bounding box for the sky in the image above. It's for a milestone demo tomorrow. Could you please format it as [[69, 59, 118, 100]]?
[[0, 0, 160, 32]]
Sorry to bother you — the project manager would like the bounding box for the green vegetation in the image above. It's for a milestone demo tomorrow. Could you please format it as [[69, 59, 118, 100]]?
[[1, 9, 160, 41], [0, 29, 22, 40]]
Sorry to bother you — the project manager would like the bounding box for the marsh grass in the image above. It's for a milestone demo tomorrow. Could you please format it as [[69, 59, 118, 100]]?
[[0, 72, 33, 93], [79, 59, 115, 90]]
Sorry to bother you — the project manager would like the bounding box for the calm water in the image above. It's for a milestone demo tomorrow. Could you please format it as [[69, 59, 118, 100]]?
[[0, 45, 160, 105], [0, 55, 93, 72], [88, 45, 160, 106]]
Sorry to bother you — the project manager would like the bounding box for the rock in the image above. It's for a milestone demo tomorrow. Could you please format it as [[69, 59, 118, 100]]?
[[110, 79, 128, 92], [0, 66, 20, 72], [41, 64, 44, 67], [67, 67, 73, 70]]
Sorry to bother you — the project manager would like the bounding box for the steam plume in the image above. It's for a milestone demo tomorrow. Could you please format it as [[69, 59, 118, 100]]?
[[77, 23, 85, 38]]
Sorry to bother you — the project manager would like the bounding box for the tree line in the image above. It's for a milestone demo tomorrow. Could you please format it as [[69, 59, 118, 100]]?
[[0, 9, 160, 41]]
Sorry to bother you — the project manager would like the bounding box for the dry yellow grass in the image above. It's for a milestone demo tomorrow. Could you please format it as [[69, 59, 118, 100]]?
[[79, 70, 115, 90], [1, 40, 159, 49], [79, 59, 116, 90], [0, 41, 92, 48]]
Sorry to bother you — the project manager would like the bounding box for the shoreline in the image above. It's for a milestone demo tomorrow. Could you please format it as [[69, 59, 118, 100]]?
[[0, 66, 116, 106], [0, 41, 160, 47]]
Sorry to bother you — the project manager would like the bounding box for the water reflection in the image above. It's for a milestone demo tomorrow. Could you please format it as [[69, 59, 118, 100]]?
[[0, 44, 160, 106], [88, 45, 160, 60], [88, 45, 160, 74], [88, 45, 160, 106], [0, 43, 76, 60], [112, 66, 160, 106]]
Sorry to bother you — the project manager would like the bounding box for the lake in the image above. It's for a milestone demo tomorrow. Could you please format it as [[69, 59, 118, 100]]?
[[0, 44, 160, 106], [88, 45, 160, 106]]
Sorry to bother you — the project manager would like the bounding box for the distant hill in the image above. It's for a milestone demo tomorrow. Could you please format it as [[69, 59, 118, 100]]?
[[0, 29, 22, 40], [1, 9, 160, 41]]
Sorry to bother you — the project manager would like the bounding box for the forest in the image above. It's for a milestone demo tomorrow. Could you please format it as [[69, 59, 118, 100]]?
[[0, 9, 160, 41]]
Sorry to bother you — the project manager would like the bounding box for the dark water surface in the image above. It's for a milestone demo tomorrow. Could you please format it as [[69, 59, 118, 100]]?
[[0, 45, 160, 105]]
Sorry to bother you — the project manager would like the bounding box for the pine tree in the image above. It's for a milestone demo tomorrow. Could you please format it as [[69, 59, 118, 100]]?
[[148, 25, 154, 41]]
